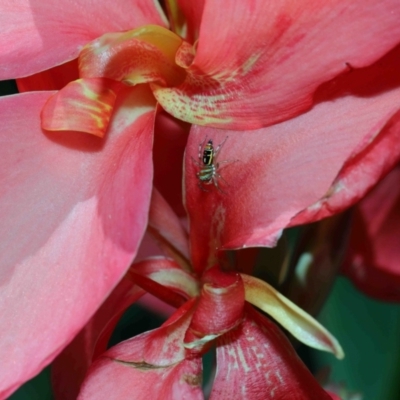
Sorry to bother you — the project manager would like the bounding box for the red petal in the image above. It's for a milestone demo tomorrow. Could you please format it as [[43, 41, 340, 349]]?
[[129, 258, 199, 305], [78, 300, 203, 400], [52, 257, 197, 400], [185, 72, 400, 271], [79, 25, 185, 87], [165, 0, 205, 42], [17, 59, 79, 92], [0, 0, 166, 79], [210, 306, 331, 400], [185, 267, 245, 350], [0, 87, 155, 397], [148, 188, 191, 270], [153, 110, 190, 217], [41, 78, 122, 137], [342, 164, 400, 301], [154, 0, 400, 129], [52, 275, 145, 400]]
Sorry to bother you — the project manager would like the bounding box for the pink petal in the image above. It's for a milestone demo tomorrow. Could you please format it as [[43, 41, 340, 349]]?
[[53, 257, 197, 400], [148, 188, 191, 270], [78, 299, 203, 400], [52, 275, 145, 400], [0, 86, 155, 398], [153, 1, 400, 129], [289, 45, 400, 224], [153, 110, 190, 217], [185, 71, 400, 271], [79, 25, 185, 87], [210, 306, 332, 400], [185, 267, 245, 350], [41, 78, 121, 137], [342, 164, 400, 301], [129, 258, 199, 305], [0, 0, 166, 79], [17, 59, 79, 92]]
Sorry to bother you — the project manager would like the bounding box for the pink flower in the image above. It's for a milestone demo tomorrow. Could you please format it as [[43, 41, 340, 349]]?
[[55, 190, 343, 399], [1, 0, 400, 397]]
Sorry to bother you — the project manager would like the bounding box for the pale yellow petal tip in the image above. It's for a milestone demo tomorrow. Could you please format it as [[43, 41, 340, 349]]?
[[241, 273, 346, 360], [334, 341, 345, 360]]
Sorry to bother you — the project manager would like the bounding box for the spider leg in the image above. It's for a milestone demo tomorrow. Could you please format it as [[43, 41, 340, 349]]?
[[212, 175, 226, 193], [191, 156, 202, 168], [213, 136, 229, 160], [216, 159, 239, 170], [215, 172, 229, 187]]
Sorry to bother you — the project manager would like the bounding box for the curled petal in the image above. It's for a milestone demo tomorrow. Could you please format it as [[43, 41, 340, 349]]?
[[78, 299, 203, 400], [79, 25, 185, 87], [41, 78, 120, 137], [0, 0, 166, 79], [241, 274, 344, 359], [0, 86, 155, 398], [210, 306, 332, 400], [129, 257, 200, 303], [154, 0, 400, 128], [185, 267, 245, 349]]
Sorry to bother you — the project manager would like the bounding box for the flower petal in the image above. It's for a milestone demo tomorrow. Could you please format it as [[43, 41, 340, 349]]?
[[129, 257, 200, 303], [148, 189, 191, 270], [153, 110, 190, 217], [52, 256, 197, 400], [17, 59, 79, 92], [79, 25, 185, 87], [153, 0, 400, 128], [342, 164, 400, 301], [52, 275, 145, 400], [210, 306, 332, 400], [78, 299, 203, 400], [0, 0, 166, 79], [184, 267, 245, 350], [241, 274, 344, 359], [185, 65, 400, 270], [0, 86, 155, 397], [165, 0, 205, 42], [41, 78, 121, 137]]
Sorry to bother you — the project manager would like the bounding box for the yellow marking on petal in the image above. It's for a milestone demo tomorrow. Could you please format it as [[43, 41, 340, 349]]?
[[241, 273, 344, 359], [152, 83, 233, 126], [239, 52, 263, 76], [79, 25, 186, 87], [41, 78, 118, 137], [153, 49, 264, 126]]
